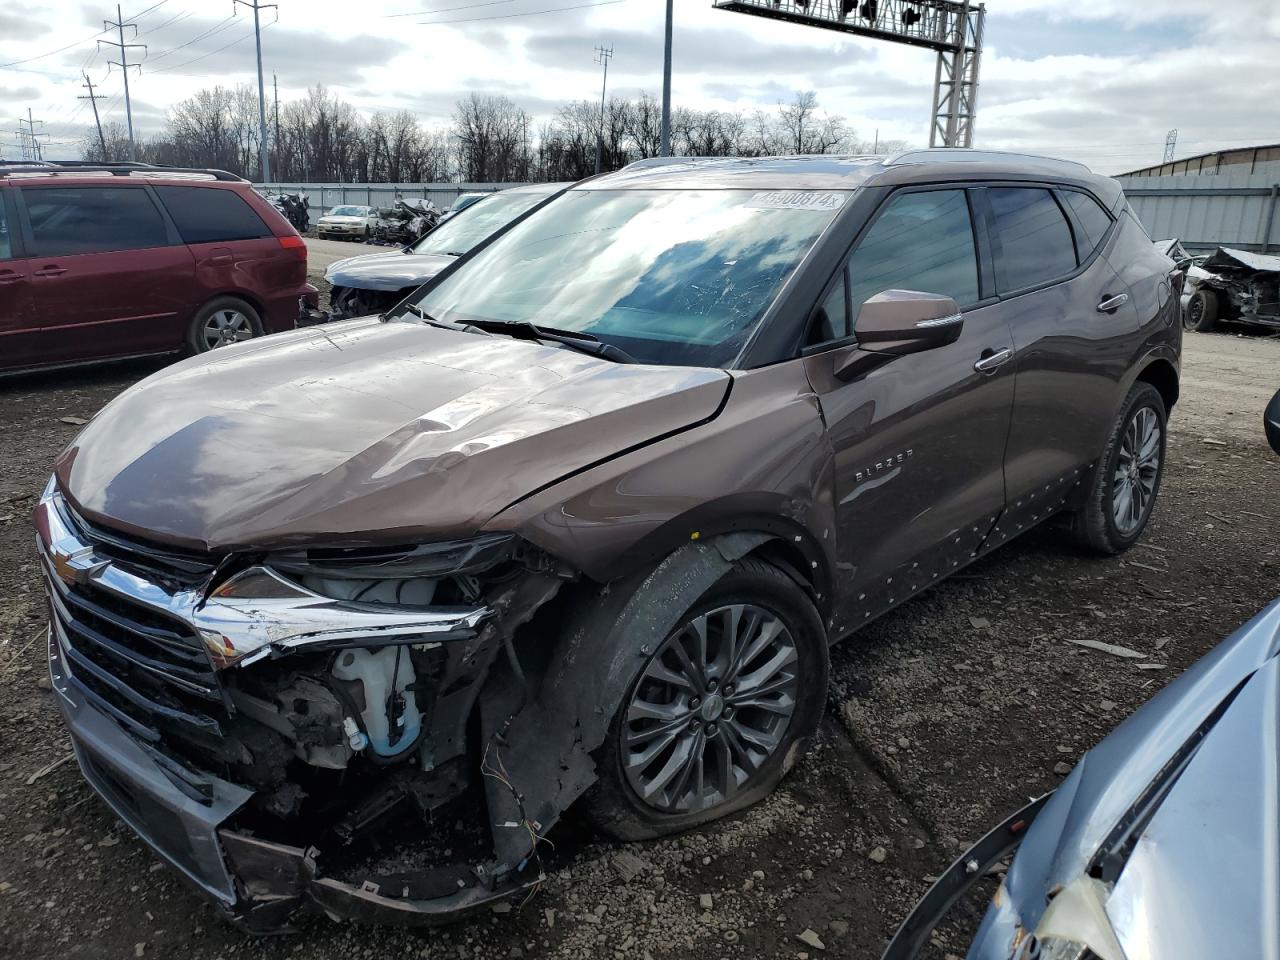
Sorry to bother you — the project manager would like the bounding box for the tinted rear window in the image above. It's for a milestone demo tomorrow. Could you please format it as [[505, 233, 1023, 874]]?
[[988, 187, 1077, 292], [154, 185, 272, 244], [23, 186, 169, 256], [1062, 190, 1113, 257]]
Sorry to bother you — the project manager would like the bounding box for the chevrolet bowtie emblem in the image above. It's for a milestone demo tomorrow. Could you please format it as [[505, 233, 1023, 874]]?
[[52, 545, 109, 587]]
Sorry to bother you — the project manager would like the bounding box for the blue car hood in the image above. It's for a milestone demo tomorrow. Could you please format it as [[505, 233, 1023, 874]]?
[[325, 249, 457, 292], [970, 597, 1280, 959]]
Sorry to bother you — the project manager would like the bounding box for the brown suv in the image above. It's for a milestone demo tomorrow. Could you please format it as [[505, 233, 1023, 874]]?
[[35, 151, 1181, 930]]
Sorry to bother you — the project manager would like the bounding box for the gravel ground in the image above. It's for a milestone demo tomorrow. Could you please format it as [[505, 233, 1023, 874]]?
[[0, 326, 1276, 960]]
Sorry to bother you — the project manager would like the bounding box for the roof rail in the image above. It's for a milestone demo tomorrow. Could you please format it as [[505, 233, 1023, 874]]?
[[0, 160, 245, 182], [885, 148, 1092, 173]]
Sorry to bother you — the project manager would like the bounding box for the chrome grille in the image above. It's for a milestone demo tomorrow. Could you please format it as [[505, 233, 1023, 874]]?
[[46, 570, 227, 738]]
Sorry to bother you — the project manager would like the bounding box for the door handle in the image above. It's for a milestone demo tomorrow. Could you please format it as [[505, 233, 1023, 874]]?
[[1097, 293, 1129, 313], [974, 347, 1013, 374], [0, 270, 23, 284], [33, 265, 67, 277]]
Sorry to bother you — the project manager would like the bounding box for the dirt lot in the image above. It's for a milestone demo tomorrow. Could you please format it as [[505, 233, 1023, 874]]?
[[0, 328, 1276, 960]]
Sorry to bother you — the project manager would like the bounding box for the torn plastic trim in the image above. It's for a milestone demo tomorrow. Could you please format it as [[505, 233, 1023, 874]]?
[[881, 793, 1050, 960], [1032, 875, 1127, 960], [218, 830, 543, 932]]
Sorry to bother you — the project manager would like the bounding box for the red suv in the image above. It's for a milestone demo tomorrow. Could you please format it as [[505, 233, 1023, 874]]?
[[0, 161, 316, 374]]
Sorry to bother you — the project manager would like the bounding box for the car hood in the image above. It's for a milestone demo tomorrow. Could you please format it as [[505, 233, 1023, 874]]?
[[326, 250, 457, 291], [56, 318, 730, 553], [969, 598, 1280, 959], [319, 215, 366, 224]]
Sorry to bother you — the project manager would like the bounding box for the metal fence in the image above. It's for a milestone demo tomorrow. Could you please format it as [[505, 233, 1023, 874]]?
[[1117, 172, 1280, 253], [254, 182, 528, 215]]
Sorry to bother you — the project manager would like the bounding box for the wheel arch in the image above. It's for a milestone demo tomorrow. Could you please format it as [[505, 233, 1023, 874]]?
[[534, 495, 836, 622], [1135, 355, 1179, 413]]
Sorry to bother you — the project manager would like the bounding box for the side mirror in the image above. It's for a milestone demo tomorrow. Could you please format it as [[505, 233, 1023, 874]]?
[[1266, 388, 1280, 455], [853, 289, 964, 356]]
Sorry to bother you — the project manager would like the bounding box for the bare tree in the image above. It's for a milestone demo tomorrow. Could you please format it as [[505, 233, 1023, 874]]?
[[82, 85, 877, 182]]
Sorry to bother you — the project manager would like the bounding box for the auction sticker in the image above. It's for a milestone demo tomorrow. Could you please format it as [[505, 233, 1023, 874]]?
[[746, 191, 848, 211]]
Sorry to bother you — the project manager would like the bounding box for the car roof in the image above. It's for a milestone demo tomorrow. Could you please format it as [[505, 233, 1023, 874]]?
[[0, 161, 246, 186], [497, 181, 573, 196], [578, 150, 1120, 205]]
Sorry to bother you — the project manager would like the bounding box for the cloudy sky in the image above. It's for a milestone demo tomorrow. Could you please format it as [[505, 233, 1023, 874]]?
[[2, 0, 1277, 173]]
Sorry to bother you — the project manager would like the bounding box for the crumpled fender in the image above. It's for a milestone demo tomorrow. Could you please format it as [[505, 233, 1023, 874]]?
[[478, 534, 770, 865]]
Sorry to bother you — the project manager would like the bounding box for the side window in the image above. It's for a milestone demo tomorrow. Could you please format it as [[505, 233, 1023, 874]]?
[[988, 187, 1077, 292], [0, 194, 11, 260], [23, 187, 169, 256], [809, 271, 849, 344], [1062, 190, 1114, 259], [846, 190, 979, 320], [154, 185, 272, 244]]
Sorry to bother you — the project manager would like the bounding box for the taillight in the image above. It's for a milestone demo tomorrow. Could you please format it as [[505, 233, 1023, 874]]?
[[278, 234, 306, 259]]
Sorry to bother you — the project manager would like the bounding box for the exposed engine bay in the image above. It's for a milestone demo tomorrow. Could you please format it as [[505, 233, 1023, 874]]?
[[36, 481, 618, 930]]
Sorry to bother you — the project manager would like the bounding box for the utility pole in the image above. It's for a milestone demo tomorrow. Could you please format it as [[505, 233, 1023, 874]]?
[[234, 0, 277, 183], [660, 0, 673, 157], [593, 44, 613, 175], [99, 5, 144, 160], [18, 110, 49, 161], [80, 73, 109, 160], [273, 72, 281, 177]]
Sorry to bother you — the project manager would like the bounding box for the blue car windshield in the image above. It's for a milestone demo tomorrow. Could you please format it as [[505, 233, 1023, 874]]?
[[409, 188, 844, 368]]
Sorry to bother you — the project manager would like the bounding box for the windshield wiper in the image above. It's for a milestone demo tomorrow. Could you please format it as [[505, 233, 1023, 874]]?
[[399, 302, 490, 335], [466, 319, 636, 363]]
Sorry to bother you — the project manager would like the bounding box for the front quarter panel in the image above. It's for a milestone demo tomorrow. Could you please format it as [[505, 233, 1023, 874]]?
[[485, 359, 837, 611]]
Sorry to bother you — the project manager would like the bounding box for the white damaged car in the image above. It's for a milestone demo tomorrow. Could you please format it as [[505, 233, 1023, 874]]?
[[316, 204, 379, 240]]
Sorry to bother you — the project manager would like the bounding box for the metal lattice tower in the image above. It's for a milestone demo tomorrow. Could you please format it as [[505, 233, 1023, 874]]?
[[1163, 129, 1178, 164], [713, 0, 987, 148]]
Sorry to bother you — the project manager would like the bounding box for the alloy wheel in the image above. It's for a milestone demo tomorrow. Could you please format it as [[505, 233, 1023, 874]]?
[[622, 603, 799, 814], [203, 309, 254, 350], [1111, 406, 1161, 535]]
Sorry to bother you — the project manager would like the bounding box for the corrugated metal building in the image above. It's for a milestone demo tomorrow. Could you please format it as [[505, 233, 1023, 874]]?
[[1115, 143, 1280, 253], [1122, 143, 1280, 179]]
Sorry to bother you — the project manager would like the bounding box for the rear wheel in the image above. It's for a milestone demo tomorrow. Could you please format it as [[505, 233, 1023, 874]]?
[[188, 297, 264, 353], [1067, 382, 1167, 554], [585, 559, 828, 841], [1184, 288, 1218, 332]]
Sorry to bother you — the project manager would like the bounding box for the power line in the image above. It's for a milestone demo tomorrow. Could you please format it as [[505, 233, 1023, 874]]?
[[388, 0, 520, 18], [124, 0, 171, 22], [145, 15, 239, 63], [100, 3, 145, 160], [233, 0, 277, 182], [149, 24, 263, 75], [417, 0, 626, 26], [80, 72, 110, 158], [17, 109, 50, 161], [0, 27, 109, 69]]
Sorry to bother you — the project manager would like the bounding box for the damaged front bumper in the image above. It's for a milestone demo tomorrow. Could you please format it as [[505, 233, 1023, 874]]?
[[49, 635, 540, 931], [35, 481, 558, 931]]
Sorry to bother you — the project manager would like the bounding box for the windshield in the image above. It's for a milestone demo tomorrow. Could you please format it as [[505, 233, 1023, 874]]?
[[412, 191, 550, 257], [410, 189, 843, 367], [329, 206, 368, 217]]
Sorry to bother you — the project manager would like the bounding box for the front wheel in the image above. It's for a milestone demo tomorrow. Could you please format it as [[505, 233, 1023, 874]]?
[[1066, 382, 1167, 554], [584, 558, 828, 841], [1184, 288, 1218, 332]]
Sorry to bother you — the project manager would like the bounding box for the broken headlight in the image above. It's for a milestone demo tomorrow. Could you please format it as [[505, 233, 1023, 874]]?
[[263, 532, 519, 607]]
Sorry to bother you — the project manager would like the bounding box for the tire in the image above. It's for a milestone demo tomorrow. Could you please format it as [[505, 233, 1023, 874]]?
[[1184, 288, 1218, 332], [584, 558, 828, 842], [188, 296, 265, 354], [1067, 382, 1167, 554]]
